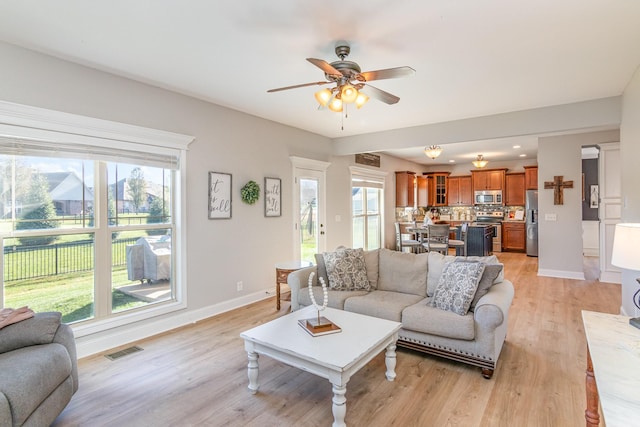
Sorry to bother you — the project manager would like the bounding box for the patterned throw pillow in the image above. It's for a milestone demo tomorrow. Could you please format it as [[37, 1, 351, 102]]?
[[323, 247, 371, 291], [469, 263, 504, 311], [430, 261, 486, 315]]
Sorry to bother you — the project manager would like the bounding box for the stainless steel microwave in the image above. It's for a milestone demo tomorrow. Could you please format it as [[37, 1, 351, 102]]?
[[474, 190, 502, 205]]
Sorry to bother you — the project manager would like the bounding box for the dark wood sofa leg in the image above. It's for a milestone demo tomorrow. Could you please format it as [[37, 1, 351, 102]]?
[[481, 368, 494, 379]]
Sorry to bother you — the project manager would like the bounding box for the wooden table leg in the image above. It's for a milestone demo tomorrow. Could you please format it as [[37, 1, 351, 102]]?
[[585, 346, 600, 427], [276, 281, 281, 311]]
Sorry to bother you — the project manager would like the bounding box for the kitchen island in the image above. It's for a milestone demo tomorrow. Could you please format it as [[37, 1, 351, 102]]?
[[460, 225, 494, 256]]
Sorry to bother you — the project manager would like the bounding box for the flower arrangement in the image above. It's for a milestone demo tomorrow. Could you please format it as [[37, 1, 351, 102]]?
[[240, 180, 260, 205]]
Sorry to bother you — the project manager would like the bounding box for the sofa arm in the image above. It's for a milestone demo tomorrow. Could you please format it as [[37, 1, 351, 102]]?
[[0, 312, 63, 354], [474, 280, 515, 330], [287, 266, 317, 311], [54, 323, 79, 393]]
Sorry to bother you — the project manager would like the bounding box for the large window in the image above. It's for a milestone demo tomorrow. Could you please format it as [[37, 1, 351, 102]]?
[[1, 152, 176, 324], [351, 167, 386, 250], [0, 102, 192, 332]]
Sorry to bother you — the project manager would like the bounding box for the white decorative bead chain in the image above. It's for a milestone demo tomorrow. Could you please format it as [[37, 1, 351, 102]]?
[[308, 272, 328, 311]]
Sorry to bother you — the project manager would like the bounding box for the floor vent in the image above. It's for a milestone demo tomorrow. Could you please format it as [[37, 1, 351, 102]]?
[[105, 346, 143, 361]]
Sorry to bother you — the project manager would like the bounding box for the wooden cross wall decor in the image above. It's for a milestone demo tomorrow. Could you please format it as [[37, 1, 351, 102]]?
[[544, 175, 574, 205]]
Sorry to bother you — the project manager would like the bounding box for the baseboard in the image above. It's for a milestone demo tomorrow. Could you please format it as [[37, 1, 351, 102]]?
[[599, 271, 621, 284], [583, 248, 599, 257], [537, 269, 586, 280], [75, 288, 273, 358]]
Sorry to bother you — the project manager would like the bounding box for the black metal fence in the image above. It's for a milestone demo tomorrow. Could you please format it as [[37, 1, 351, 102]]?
[[3, 237, 139, 282]]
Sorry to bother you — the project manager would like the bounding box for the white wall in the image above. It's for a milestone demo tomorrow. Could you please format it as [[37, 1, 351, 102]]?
[[620, 64, 640, 316], [0, 42, 427, 355], [326, 153, 421, 251], [537, 130, 619, 279], [0, 42, 331, 354]]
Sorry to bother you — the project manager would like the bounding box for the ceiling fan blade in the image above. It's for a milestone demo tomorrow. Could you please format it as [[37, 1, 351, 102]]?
[[306, 58, 343, 76], [267, 81, 332, 93], [361, 84, 400, 105], [359, 66, 415, 82]]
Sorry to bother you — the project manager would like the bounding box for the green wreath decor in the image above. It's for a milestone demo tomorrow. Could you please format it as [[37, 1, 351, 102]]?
[[240, 180, 260, 205]]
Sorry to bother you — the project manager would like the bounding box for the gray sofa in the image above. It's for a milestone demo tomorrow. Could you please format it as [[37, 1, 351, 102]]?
[[288, 248, 514, 379], [0, 312, 78, 426]]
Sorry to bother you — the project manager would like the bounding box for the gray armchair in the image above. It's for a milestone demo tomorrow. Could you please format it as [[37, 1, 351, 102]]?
[[0, 312, 78, 426]]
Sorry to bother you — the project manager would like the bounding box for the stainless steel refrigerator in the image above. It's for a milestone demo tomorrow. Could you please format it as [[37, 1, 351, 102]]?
[[526, 190, 538, 257]]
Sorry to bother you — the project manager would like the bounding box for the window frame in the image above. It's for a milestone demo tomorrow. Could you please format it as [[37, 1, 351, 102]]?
[[0, 100, 194, 337], [349, 166, 387, 250]]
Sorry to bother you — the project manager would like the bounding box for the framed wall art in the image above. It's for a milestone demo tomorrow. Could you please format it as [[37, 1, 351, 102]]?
[[208, 172, 232, 219], [264, 177, 281, 217]]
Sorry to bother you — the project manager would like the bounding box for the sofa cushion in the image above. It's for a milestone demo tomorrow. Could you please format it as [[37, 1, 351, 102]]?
[[323, 247, 370, 291], [377, 248, 429, 297], [402, 298, 476, 340], [470, 263, 504, 311], [344, 290, 424, 322], [430, 261, 486, 315], [0, 344, 72, 426], [427, 252, 501, 296], [314, 253, 328, 286], [298, 287, 369, 310], [363, 249, 380, 290]]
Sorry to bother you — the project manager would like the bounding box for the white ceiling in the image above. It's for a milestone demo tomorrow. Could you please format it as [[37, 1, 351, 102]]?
[[1, 1, 639, 165]]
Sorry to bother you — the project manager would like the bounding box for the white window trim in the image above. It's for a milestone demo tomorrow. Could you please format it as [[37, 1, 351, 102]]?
[[350, 166, 387, 249], [0, 100, 194, 337]]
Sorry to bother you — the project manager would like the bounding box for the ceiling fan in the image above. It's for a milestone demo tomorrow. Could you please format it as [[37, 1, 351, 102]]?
[[267, 42, 415, 112]]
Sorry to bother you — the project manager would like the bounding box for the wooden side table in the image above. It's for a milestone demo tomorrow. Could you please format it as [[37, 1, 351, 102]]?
[[275, 260, 312, 310]]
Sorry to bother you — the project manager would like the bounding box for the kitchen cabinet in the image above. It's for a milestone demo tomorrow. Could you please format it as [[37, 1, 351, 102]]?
[[395, 171, 415, 207], [502, 222, 526, 252], [417, 175, 428, 207], [467, 225, 493, 256], [422, 172, 450, 206], [505, 173, 526, 206], [471, 169, 507, 192], [447, 175, 473, 206], [524, 166, 538, 190]]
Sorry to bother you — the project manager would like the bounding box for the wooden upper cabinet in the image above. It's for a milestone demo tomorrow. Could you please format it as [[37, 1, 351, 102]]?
[[471, 169, 507, 192], [524, 166, 538, 190], [395, 171, 416, 207], [447, 175, 472, 206], [423, 172, 450, 206], [416, 176, 428, 207], [505, 173, 526, 206]]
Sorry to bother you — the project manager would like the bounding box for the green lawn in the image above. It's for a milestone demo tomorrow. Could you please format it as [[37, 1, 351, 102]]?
[[5, 266, 152, 323]]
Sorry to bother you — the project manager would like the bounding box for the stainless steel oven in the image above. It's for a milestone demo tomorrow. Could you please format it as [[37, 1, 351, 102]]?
[[474, 211, 504, 252]]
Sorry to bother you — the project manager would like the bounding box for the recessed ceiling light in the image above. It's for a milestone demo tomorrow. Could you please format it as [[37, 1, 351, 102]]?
[[519, 154, 526, 157], [513, 145, 521, 149], [449, 159, 455, 163]]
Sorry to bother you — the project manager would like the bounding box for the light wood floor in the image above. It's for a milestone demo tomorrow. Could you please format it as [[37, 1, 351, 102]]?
[[52, 253, 620, 427]]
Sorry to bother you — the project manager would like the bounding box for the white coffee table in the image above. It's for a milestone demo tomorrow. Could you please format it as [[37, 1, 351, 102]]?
[[240, 306, 402, 427]]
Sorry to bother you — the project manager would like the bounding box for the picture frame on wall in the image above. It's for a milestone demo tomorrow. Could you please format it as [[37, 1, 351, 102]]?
[[264, 177, 281, 217], [208, 172, 232, 219]]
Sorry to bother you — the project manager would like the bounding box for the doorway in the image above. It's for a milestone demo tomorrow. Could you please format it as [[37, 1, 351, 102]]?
[[581, 145, 600, 280], [291, 157, 330, 263]]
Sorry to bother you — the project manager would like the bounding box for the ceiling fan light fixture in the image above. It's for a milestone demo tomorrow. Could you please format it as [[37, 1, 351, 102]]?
[[472, 154, 488, 168], [424, 145, 443, 159], [314, 88, 332, 107], [341, 84, 359, 103], [355, 92, 369, 109], [328, 97, 343, 112]]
